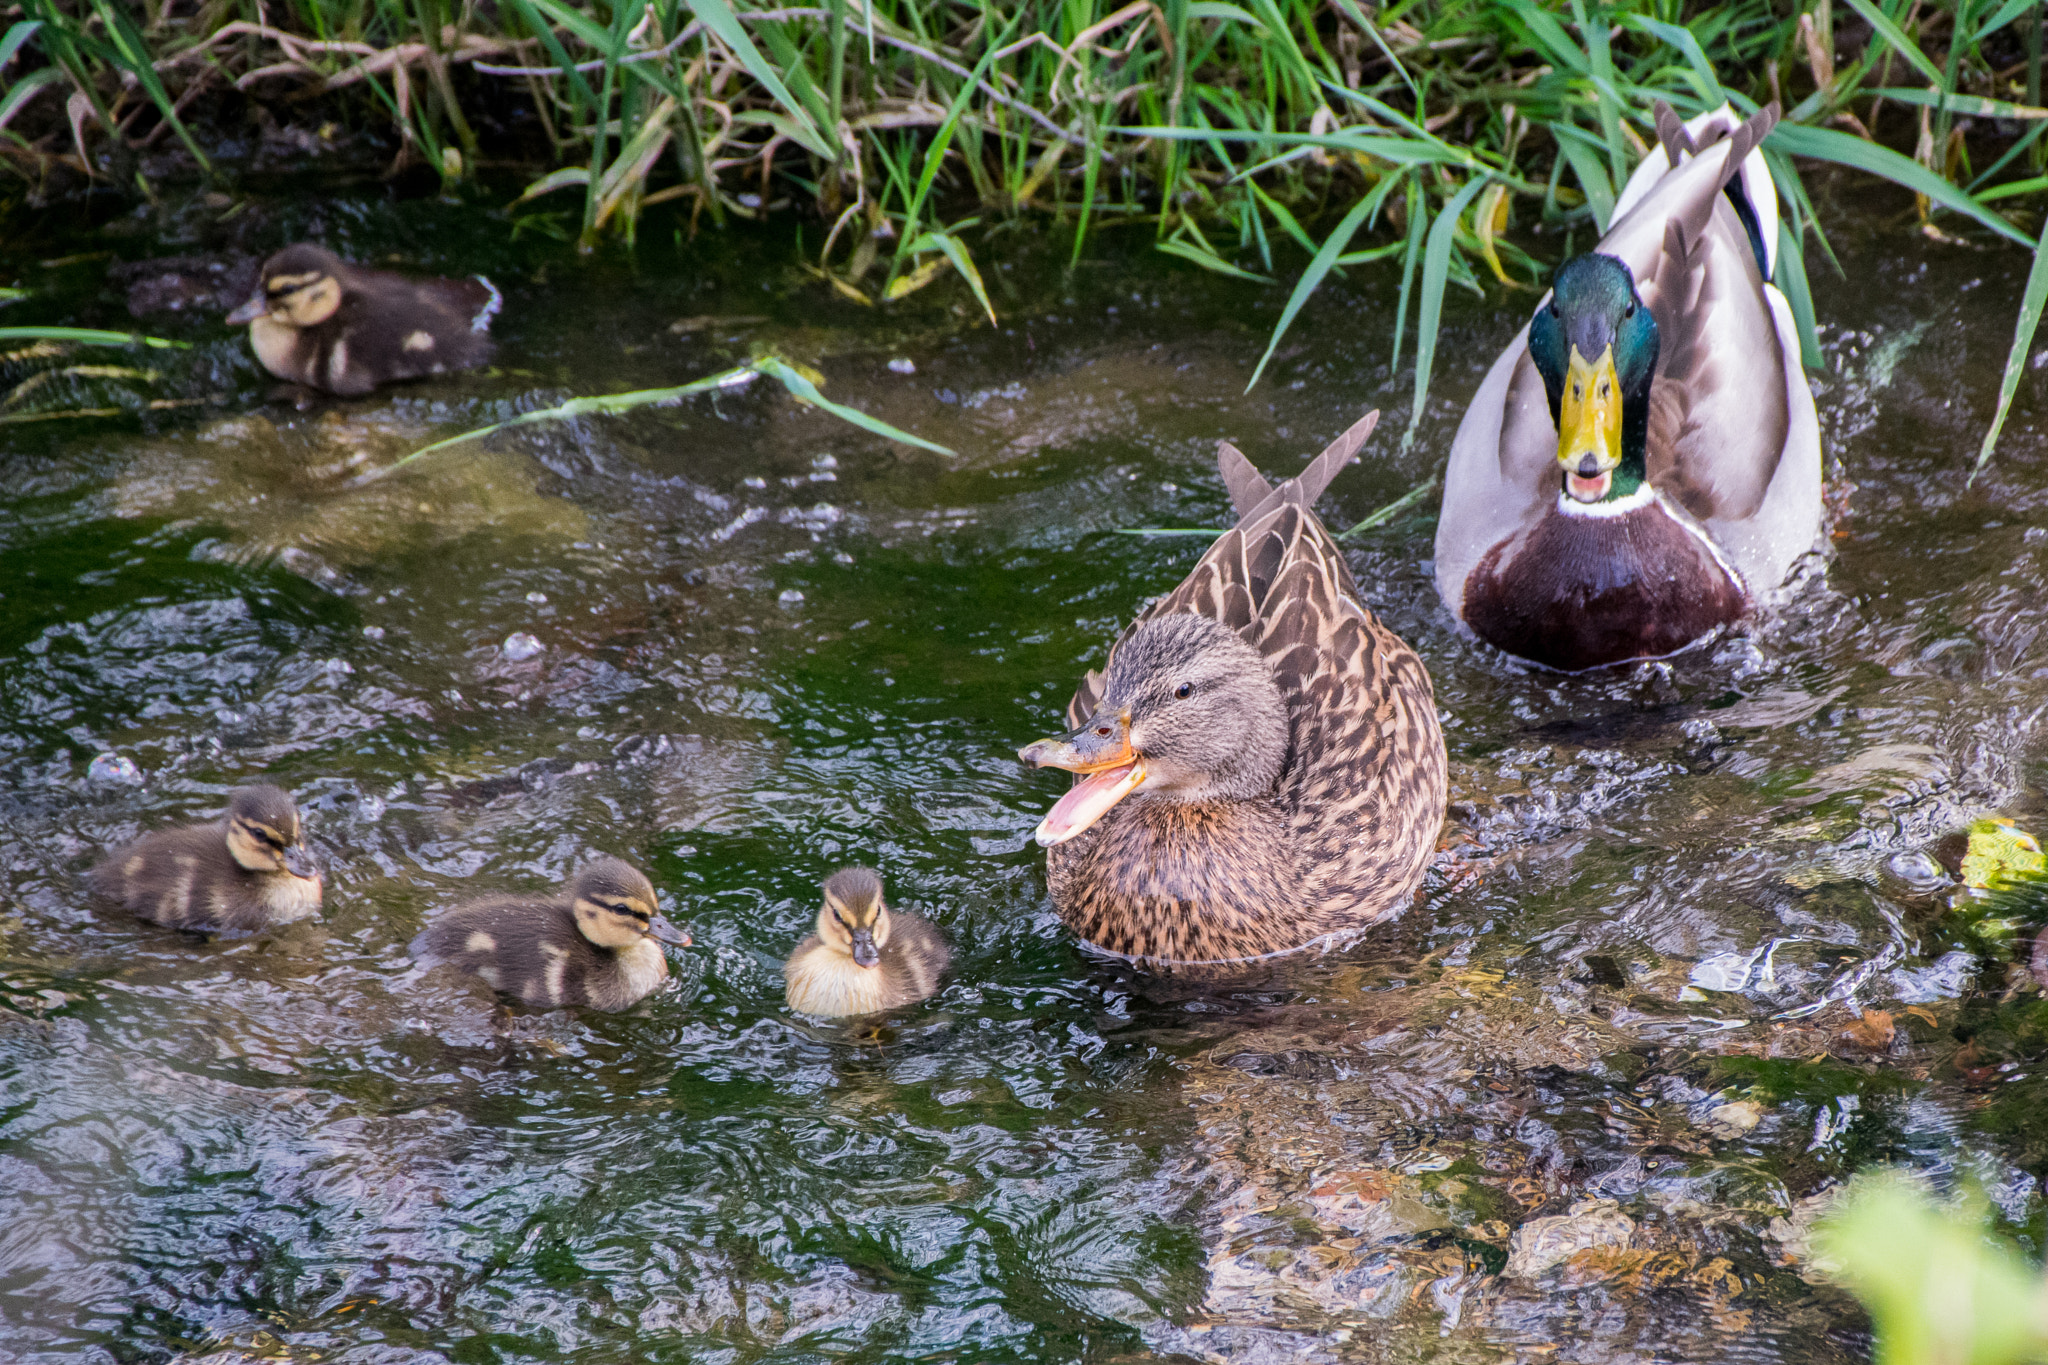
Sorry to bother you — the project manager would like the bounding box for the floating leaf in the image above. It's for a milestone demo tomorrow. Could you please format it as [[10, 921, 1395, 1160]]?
[[1961, 817, 2045, 890]]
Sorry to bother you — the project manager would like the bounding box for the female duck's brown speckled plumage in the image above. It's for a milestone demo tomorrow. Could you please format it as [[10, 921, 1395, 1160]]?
[[226, 243, 500, 396], [1019, 412, 1448, 968], [784, 867, 951, 1017], [89, 783, 324, 932], [410, 858, 690, 1012]]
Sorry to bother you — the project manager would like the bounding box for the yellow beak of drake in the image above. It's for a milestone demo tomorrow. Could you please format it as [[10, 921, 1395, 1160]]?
[[1018, 713, 1147, 847], [1557, 343, 1623, 503]]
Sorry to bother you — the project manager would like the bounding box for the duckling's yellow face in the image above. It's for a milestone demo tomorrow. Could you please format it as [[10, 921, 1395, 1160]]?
[[817, 868, 891, 969], [226, 270, 342, 330], [223, 786, 321, 883], [569, 859, 692, 951]]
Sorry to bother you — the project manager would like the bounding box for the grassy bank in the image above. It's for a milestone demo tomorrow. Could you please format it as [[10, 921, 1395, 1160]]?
[[3, 0, 2046, 453]]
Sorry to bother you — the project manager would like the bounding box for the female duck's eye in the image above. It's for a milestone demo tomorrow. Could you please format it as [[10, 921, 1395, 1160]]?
[[1174, 682, 1194, 700]]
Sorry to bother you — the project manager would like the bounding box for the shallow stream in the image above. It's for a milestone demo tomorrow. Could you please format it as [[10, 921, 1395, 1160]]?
[[3, 178, 2048, 1364]]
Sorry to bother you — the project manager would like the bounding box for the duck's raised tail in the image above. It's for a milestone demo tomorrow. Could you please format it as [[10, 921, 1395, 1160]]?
[[1214, 409, 1380, 522]]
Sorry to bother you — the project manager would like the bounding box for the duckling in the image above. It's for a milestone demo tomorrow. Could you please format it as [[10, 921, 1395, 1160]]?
[[225, 243, 501, 396], [783, 867, 951, 1017], [89, 783, 324, 932], [409, 858, 690, 1012]]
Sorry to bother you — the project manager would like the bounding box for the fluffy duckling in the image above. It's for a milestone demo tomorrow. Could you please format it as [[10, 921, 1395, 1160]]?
[[225, 243, 500, 396], [89, 783, 324, 932], [784, 867, 951, 1017], [410, 858, 690, 1012]]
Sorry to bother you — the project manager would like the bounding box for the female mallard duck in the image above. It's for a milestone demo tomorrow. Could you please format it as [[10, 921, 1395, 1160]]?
[[1017, 412, 1448, 968], [89, 783, 323, 932], [410, 858, 690, 1012], [784, 867, 951, 1016], [225, 243, 500, 396], [1435, 102, 1822, 672]]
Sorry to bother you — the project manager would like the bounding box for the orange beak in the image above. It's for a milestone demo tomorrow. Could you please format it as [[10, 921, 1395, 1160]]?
[[1018, 713, 1148, 846]]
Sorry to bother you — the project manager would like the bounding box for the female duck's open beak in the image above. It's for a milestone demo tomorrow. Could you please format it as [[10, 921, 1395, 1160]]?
[[1018, 712, 1147, 847]]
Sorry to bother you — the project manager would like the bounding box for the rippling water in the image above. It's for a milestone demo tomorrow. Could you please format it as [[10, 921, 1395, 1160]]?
[[2, 183, 2046, 1363]]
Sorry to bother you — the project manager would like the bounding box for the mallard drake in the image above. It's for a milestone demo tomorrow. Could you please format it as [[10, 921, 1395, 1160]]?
[[1017, 412, 1448, 969], [410, 858, 690, 1012], [1436, 102, 1822, 672], [225, 243, 500, 396], [89, 783, 323, 932], [784, 867, 951, 1016]]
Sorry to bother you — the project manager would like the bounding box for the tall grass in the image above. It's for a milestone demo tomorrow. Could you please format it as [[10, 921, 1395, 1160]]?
[[3, 0, 2045, 454]]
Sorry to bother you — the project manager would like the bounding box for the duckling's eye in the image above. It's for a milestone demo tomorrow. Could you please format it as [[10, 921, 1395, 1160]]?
[[1174, 682, 1194, 700]]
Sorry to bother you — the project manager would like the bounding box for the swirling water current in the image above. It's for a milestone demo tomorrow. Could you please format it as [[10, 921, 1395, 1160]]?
[[3, 182, 2048, 1364]]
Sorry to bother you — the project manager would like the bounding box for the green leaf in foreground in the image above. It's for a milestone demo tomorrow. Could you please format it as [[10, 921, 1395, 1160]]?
[[1971, 215, 2048, 484], [1815, 1171, 2048, 1365], [377, 358, 954, 480], [0, 327, 190, 350]]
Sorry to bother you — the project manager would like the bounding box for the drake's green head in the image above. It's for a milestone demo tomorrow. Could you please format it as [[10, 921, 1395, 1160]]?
[[1527, 254, 1659, 505]]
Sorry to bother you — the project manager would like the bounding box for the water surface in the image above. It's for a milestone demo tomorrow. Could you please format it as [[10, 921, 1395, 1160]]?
[[3, 181, 2047, 1363]]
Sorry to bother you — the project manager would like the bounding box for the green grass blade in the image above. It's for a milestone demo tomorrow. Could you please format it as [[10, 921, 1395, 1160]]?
[[1156, 238, 1273, 282], [382, 367, 763, 473], [912, 229, 1000, 324], [1245, 189, 1379, 392], [1404, 174, 1492, 450], [1971, 216, 2048, 483], [894, 14, 1019, 279], [1867, 87, 2048, 119], [1768, 122, 2033, 247], [754, 356, 956, 455], [1553, 124, 1616, 232], [384, 358, 955, 476], [0, 19, 42, 68], [1391, 177, 1426, 371], [0, 327, 189, 349], [1774, 221, 1824, 369], [1841, 0, 1946, 88], [1977, 0, 2040, 41], [685, 0, 833, 157], [83, 0, 211, 173], [1334, 471, 1439, 539]]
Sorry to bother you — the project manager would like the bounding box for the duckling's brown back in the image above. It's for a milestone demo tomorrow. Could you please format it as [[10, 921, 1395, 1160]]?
[[89, 822, 306, 933], [411, 895, 667, 1011], [880, 913, 951, 1007]]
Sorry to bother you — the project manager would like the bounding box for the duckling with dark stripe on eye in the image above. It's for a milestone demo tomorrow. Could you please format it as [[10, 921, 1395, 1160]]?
[[225, 243, 500, 396], [784, 867, 951, 1018], [410, 858, 691, 1012], [89, 783, 324, 933]]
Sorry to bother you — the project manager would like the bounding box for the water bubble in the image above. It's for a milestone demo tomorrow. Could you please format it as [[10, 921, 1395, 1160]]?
[[87, 753, 142, 785], [743, 476, 767, 489], [502, 632, 545, 662], [778, 589, 805, 606], [526, 591, 548, 604], [362, 625, 386, 640], [888, 358, 916, 375]]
